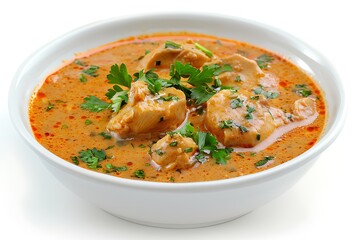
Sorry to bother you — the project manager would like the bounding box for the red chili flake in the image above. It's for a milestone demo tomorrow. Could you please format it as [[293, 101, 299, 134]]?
[[69, 116, 75, 119], [95, 116, 101, 119], [35, 133, 42, 139], [37, 92, 46, 98], [279, 81, 287, 87], [81, 116, 87, 119], [127, 162, 133, 166], [45, 132, 50, 137]]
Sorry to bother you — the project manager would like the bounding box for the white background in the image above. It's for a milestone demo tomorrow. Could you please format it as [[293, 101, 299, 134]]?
[[1, 0, 358, 239]]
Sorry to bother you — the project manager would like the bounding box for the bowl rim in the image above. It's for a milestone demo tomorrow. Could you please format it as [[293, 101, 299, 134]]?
[[8, 12, 347, 191]]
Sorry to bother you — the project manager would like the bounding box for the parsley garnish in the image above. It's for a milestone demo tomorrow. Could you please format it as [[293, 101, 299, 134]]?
[[107, 63, 132, 88], [194, 43, 213, 57], [84, 119, 93, 125], [263, 91, 280, 99], [74, 60, 85, 66], [45, 102, 55, 111], [81, 96, 110, 112], [82, 65, 99, 77], [155, 149, 164, 156], [255, 156, 275, 167], [105, 163, 127, 173], [77, 148, 107, 169], [71, 156, 79, 165], [255, 54, 273, 69], [79, 74, 87, 82], [219, 120, 234, 129], [169, 141, 178, 147], [134, 169, 145, 179], [158, 95, 179, 101], [230, 98, 244, 109], [134, 69, 167, 95], [184, 147, 193, 153], [99, 132, 112, 140], [294, 84, 312, 97], [177, 122, 233, 164]]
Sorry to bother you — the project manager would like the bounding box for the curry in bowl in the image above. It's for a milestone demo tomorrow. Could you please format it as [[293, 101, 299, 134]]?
[[29, 33, 326, 183]]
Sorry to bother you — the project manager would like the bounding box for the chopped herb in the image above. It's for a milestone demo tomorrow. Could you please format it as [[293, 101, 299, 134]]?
[[169, 141, 178, 147], [105, 145, 115, 150], [253, 86, 263, 95], [165, 41, 182, 49], [61, 124, 68, 129], [219, 120, 234, 129], [145, 163, 151, 166], [230, 98, 244, 109], [184, 147, 193, 153], [107, 63, 132, 88], [213, 78, 222, 88], [250, 96, 260, 101], [77, 148, 107, 169], [294, 84, 312, 97], [298, 89, 312, 97], [195, 153, 206, 163], [99, 132, 112, 140], [250, 152, 257, 156], [245, 113, 253, 120], [255, 156, 275, 167], [256, 134, 261, 141], [194, 42, 213, 57], [255, 54, 273, 69], [239, 125, 248, 133], [79, 74, 87, 82], [263, 91, 280, 99], [70, 156, 79, 165], [235, 76, 242, 82], [213, 64, 232, 76], [155, 60, 161, 66], [134, 69, 165, 95], [158, 95, 179, 101], [81, 96, 110, 112], [131, 143, 135, 148], [155, 149, 164, 156], [169, 176, 175, 182], [190, 85, 215, 105], [236, 153, 245, 158], [82, 65, 99, 77], [74, 59, 85, 66], [139, 144, 146, 148], [109, 90, 129, 113], [212, 148, 233, 164], [84, 119, 93, 125], [134, 169, 145, 179], [105, 163, 127, 173], [45, 102, 55, 111]]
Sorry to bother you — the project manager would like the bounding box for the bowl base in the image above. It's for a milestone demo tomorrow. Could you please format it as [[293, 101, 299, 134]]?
[[103, 210, 252, 229]]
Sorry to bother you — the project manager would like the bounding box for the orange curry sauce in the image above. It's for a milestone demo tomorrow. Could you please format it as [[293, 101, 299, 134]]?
[[29, 33, 327, 182]]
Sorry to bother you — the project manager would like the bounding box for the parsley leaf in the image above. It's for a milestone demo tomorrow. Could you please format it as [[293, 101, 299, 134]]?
[[230, 98, 244, 109], [190, 85, 215, 105], [105, 163, 127, 173], [263, 91, 280, 99], [255, 156, 275, 167], [255, 54, 273, 69], [134, 169, 145, 179], [107, 63, 132, 88], [82, 65, 99, 77], [134, 69, 166, 95], [78, 148, 107, 169], [81, 96, 110, 112], [219, 120, 234, 129], [212, 148, 233, 164], [213, 64, 233, 76]]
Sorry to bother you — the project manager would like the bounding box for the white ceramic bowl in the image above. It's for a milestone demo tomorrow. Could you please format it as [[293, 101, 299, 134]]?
[[9, 13, 346, 228]]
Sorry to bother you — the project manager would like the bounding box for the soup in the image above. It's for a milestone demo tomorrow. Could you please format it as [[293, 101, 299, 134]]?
[[29, 33, 327, 182]]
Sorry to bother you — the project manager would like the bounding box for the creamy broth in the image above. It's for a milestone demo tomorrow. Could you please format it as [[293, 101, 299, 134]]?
[[29, 33, 327, 182]]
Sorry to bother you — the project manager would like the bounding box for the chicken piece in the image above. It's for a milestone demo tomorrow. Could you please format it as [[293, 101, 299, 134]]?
[[139, 42, 211, 71], [149, 133, 198, 171], [293, 97, 317, 120], [107, 81, 187, 139], [205, 90, 288, 148], [207, 54, 264, 90]]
